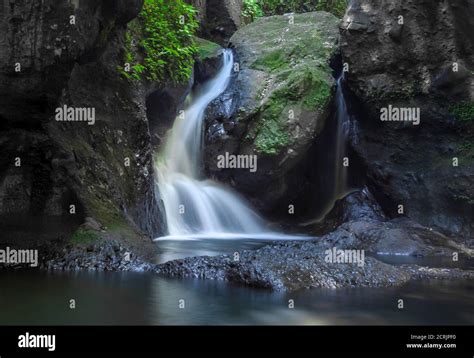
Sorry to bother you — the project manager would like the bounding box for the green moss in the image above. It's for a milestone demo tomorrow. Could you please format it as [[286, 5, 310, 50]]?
[[71, 229, 101, 245], [273, 65, 332, 110], [194, 37, 221, 60], [252, 49, 288, 72], [241, 13, 339, 156], [253, 99, 291, 155], [450, 101, 474, 122]]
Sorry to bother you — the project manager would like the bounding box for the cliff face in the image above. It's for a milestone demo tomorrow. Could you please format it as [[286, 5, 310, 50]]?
[[340, 0, 474, 236], [187, 0, 243, 45], [0, 0, 164, 245]]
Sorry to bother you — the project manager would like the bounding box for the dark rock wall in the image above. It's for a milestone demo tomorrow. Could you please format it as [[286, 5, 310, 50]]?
[[187, 0, 243, 45], [340, 0, 474, 237], [0, 0, 165, 241]]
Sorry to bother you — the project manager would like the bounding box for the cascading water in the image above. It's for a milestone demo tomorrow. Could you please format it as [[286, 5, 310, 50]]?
[[333, 74, 351, 199], [155, 50, 270, 239], [301, 72, 354, 226]]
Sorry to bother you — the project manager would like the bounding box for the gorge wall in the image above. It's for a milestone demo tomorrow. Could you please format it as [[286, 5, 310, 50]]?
[[0, 0, 163, 247], [340, 0, 474, 237]]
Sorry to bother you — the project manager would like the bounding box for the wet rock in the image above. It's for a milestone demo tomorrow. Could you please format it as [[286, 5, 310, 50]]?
[[154, 241, 411, 291], [191, 0, 243, 45], [154, 216, 474, 292], [204, 12, 341, 212], [0, 0, 165, 242], [41, 240, 154, 272], [194, 37, 224, 84], [340, 0, 474, 237]]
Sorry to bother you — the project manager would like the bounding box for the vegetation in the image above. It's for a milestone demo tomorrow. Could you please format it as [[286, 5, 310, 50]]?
[[71, 228, 101, 245], [119, 0, 199, 83], [450, 101, 474, 122], [242, 0, 349, 22], [241, 12, 338, 155]]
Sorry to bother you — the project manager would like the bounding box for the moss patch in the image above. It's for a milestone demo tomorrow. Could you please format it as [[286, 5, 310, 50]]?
[[235, 12, 339, 156], [194, 37, 221, 60], [450, 101, 474, 122], [71, 228, 101, 245], [251, 99, 291, 155]]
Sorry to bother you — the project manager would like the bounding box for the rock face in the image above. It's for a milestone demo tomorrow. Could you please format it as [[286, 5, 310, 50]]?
[[340, 0, 474, 237], [0, 0, 164, 247], [188, 0, 243, 45], [204, 12, 341, 213]]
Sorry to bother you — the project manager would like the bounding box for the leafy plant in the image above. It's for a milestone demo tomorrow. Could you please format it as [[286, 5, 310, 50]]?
[[255, 0, 348, 19], [242, 0, 264, 24], [119, 0, 199, 83]]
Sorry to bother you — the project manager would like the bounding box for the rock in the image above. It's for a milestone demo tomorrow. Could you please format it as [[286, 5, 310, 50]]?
[[191, 0, 243, 45], [154, 216, 474, 291], [0, 0, 165, 245], [194, 37, 224, 83], [340, 0, 474, 237], [204, 12, 341, 212], [155, 241, 412, 291], [41, 239, 154, 272], [81, 217, 103, 231]]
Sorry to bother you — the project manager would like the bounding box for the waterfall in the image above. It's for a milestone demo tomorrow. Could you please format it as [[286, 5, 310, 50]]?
[[155, 50, 271, 239], [333, 74, 350, 199]]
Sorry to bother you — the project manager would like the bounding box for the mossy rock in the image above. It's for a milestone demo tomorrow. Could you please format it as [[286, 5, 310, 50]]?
[[230, 12, 339, 157], [194, 37, 222, 60], [71, 228, 101, 245]]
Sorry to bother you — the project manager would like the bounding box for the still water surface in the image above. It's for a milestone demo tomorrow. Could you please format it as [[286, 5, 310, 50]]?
[[0, 239, 473, 325]]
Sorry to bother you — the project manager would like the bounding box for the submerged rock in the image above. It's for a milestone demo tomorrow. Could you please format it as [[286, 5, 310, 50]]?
[[204, 12, 341, 211]]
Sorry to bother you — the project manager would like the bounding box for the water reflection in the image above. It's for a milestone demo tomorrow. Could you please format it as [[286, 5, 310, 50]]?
[[0, 269, 473, 325]]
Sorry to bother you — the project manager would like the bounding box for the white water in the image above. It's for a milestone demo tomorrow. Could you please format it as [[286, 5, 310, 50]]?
[[300, 73, 353, 227], [333, 74, 350, 199], [155, 50, 291, 240]]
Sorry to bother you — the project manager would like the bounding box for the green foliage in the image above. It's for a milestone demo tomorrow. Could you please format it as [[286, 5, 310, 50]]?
[[314, 0, 349, 17], [251, 0, 348, 19], [242, 0, 264, 23], [119, 0, 199, 83], [450, 101, 474, 122]]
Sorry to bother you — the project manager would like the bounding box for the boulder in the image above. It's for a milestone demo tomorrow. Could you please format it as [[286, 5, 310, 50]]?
[[204, 12, 341, 212]]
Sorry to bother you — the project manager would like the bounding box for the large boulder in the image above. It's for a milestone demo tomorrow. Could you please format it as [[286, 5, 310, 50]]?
[[340, 0, 474, 237], [204, 12, 341, 213]]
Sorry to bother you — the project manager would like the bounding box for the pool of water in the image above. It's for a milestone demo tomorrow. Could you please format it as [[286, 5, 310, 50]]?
[[0, 239, 473, 325]]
